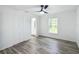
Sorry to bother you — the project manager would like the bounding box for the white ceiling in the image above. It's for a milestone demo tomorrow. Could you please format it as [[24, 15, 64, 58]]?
[[5, 5, 78, 15]]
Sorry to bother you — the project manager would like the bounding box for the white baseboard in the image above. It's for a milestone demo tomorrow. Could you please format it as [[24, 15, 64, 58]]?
[[76, 41, 79, 48]]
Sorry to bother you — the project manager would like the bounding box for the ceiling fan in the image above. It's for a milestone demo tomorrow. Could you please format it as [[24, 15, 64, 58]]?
[[37, 5, 48, 14]]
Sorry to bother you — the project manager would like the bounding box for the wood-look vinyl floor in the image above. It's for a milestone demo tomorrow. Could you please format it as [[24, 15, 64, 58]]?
[[0, 36, 79, 54]]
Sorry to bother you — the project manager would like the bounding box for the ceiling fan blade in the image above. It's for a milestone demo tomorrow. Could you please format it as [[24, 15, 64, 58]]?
[[43, 10, 48, 14], [36, 10, 41, 12], [36, 9, 42, 12], [44, 5, 48, 9], [41, 5, 44, 7], [36, 5, 43, 12]]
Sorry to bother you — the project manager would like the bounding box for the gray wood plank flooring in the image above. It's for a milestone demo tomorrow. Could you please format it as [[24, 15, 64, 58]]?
[[0, 36, 79, 54]]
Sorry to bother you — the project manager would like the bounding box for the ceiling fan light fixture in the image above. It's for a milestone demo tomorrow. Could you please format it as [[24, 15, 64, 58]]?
[[40, 11, 44, 14]]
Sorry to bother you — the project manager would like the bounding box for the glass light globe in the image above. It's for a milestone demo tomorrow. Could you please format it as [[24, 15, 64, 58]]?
[[40, 11, 44, 14]]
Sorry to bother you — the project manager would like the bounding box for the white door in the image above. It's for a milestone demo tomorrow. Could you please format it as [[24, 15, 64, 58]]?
[[31, 18, 37, 35]]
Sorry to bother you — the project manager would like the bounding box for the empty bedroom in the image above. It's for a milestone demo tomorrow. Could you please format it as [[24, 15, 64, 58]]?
[[0, 5, 79, 54]]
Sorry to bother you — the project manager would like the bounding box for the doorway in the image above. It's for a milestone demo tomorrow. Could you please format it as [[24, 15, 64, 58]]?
[[31, 18, 37, 36]]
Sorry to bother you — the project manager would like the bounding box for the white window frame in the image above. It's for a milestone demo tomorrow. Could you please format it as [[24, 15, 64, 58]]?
[[49, 17, 58, 34]]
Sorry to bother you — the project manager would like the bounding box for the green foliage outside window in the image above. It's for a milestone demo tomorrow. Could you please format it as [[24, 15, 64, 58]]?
[[49, 17, 58, 34]]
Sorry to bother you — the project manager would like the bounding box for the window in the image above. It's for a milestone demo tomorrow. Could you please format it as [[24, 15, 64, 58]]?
[[49, 17, 58, 34]]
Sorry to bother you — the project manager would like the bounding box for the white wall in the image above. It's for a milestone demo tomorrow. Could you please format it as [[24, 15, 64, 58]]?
[[39, 10, 76, 42], [0, 6, 32, 50], [0, 9, 3, 49], [76, 7, 79, 47]]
